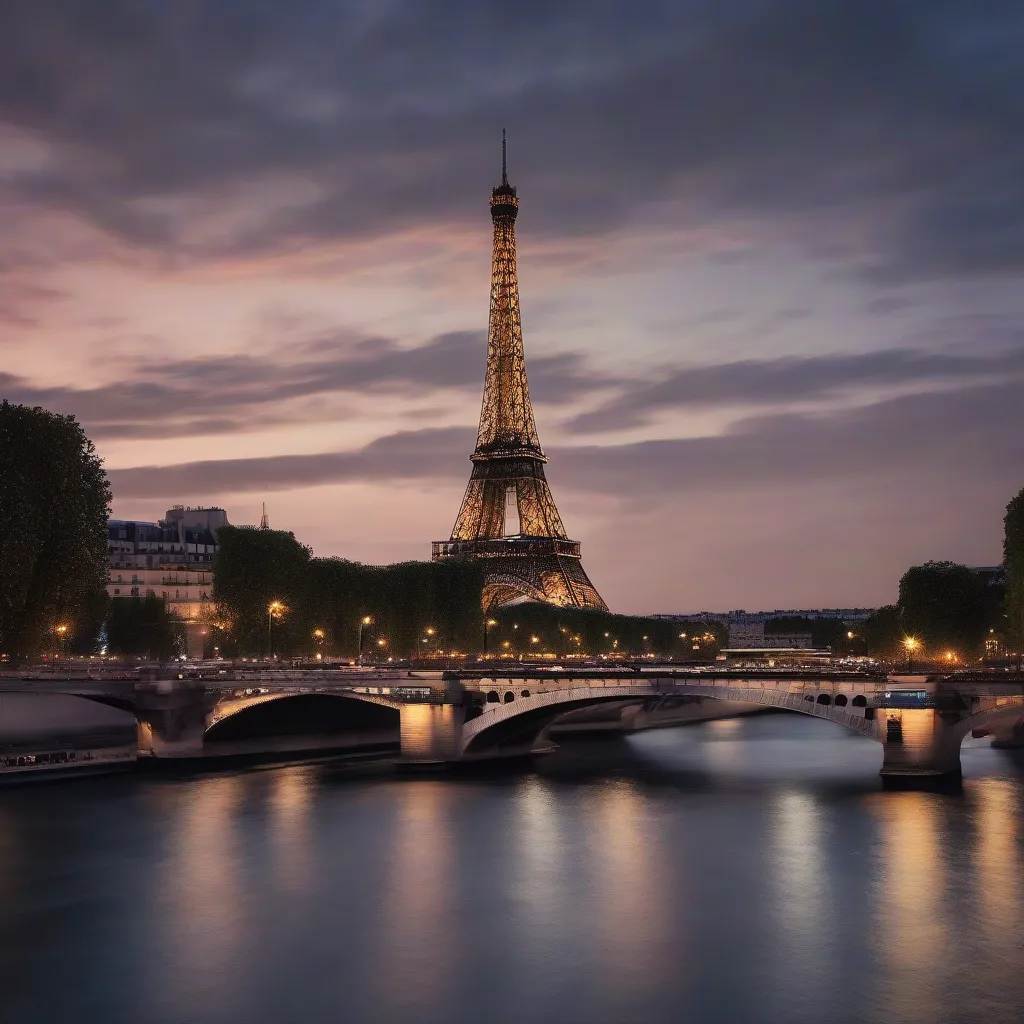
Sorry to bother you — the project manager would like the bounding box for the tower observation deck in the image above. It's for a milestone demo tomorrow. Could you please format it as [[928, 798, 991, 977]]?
[[432, 133, 607, 612]]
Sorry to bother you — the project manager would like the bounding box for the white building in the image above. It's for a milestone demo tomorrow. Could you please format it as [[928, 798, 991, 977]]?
[[107, 506, 230, 656]]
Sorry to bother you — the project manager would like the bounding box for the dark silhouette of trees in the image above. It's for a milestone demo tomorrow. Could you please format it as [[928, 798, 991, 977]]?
[[105, 595, 183, 660], [211, 525, 697, 659], [0, 402, 111, 660], [897, 561, 994, 657], [1004, 488, 1024, 667]]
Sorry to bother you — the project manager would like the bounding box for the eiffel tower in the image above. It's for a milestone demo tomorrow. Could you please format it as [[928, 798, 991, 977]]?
[[432, 133, 607, 612]]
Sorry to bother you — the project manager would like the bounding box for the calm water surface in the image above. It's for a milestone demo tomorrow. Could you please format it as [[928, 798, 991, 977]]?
[[2, 715, 1023, 1024]]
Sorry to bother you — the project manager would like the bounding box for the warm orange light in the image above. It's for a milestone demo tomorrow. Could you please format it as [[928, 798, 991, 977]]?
[[847, 631, 855, 640], [425, 627, 436, 636], [487, 619, 498, 627], [55, 624, 69, 636], [377, 638, 387, 647], [313, 629, 325, 640], [944, 650, 956, 662], [530, 635, 539, 644], [268, 600, 284, 616], [903, 636, 920, 653]]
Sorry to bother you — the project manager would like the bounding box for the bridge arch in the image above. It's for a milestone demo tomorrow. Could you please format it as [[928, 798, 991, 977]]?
[[204, 691, 401, 743], [460, 683, 879, 757]]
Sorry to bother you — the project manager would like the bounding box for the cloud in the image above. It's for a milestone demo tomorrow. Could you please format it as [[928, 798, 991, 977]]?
[[0, 1, 1021, 279], [0, 329, 614, 438], [106, 378, 1024, 501], [107, 427, 474, 499], [564, 346, 1024, 433]]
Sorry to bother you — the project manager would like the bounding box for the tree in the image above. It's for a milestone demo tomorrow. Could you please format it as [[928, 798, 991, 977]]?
[[106, 595, 184, 660], [898, 561, 992, 657], [1004, 488, 1024, 667], [0, 402, 111, 660], [863, 605, 902, 657]]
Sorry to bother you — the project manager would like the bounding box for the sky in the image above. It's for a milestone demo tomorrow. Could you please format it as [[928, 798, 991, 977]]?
[[2, 0, 1023, 614]]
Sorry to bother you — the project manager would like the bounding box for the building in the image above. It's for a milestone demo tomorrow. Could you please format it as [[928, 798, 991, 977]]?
[[431, 134, 606, 611], [107, 506, 230, 656], [656, 608, 875, 650]]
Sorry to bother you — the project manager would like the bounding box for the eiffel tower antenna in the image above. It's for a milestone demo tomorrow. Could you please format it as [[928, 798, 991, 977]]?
[[431, 135, 606, 612]]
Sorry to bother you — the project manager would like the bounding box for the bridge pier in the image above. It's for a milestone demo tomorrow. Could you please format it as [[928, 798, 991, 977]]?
[[397, 704, 466, 764], [877, 708, 963, 786], [135, 687, 215, 758]]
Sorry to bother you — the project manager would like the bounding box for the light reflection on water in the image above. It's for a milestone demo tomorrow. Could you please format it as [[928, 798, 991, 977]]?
[[0, 714, 1022, 1024]]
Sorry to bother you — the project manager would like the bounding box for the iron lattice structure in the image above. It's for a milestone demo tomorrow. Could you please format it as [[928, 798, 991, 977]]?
[[432, 134, 607, 612]]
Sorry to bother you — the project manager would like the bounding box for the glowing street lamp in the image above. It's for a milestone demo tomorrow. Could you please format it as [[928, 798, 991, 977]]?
[[482, 618, 498, 657], [419, 627, 436, 660], [903, 636, 920, 672], [55, 623, 69, 659], [267, 601, 284, 659], [357, 616, 373, 665]]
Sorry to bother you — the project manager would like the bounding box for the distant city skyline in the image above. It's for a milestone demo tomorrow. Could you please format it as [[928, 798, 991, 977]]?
[[2, 2, 1022, 613]]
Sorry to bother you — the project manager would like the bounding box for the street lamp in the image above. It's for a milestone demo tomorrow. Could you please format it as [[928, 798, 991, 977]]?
[[419, 626, 436, 660], [483, 618, 498, 657], [903, 636, 920, 673], [267, 601, 283, 659], [55, 623, 69, 660], [376, 637, 387, 662], [313, 628, 325, 661], [357, 616, 372, 665]]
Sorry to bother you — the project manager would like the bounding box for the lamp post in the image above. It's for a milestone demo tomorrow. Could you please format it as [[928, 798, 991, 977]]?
[[357, 616, 372, 665], [55, 623, 69, 660], [418, 626, 435, 661], [313, 628, 325, 662], [903, 636, 920, 673], [267, 601, 283, 660], [376, 637, 387, 663], [483, 618, 497, 657]]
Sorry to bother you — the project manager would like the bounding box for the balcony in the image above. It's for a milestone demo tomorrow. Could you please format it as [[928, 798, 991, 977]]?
[[432, 536, 581, 560]]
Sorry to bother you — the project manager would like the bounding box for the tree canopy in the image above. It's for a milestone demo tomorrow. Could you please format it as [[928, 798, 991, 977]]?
[[1004, 488, 1024, 663], [897, 561, 995, 657], [212, 525, 706, 659], [0, 402, 111, 659], [106, 594, 184, 660]]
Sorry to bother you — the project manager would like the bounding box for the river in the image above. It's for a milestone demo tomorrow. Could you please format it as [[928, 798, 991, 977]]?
[[1, 714, 1022, 1024]]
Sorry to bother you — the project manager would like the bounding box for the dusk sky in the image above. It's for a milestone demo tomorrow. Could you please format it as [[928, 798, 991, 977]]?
[[2, 1, 1023, 614]]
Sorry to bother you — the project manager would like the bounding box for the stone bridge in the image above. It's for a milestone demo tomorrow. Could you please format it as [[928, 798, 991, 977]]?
[[3, 668, 1023, 784]]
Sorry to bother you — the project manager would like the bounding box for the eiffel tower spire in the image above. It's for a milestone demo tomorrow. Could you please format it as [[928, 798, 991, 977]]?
[[432, 135, 607, 612], [259, 502, 270, 530]]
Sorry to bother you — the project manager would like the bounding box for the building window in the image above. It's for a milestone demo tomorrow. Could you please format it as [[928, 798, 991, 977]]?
[[113, 589, 120, 596]]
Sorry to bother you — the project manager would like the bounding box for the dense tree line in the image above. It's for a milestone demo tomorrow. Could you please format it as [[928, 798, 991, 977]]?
[[861, 561, 1002, 661], [0, 402, 111, 661], [212, 526, 714, 659], [1004, 488, 1024, 668], [105, 595, 184, 660]]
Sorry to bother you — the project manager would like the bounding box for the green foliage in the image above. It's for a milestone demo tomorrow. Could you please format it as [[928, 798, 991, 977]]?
[[212, 526, 710, 658], [863, 605, 902, 657], [106, 595, 184, 660], [213, 526, 314, 655], [897, 561, 995, 656], [213, 527, 487, 658], [488, 605, 723, 659], [0, 402, 111, 660], [1004, 488, 1024, 661]]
